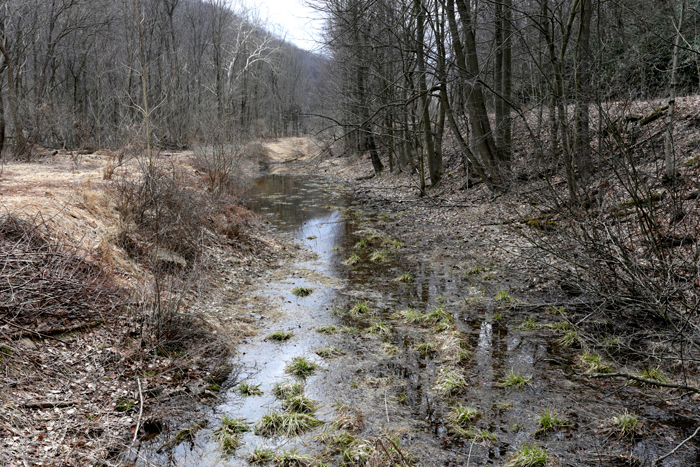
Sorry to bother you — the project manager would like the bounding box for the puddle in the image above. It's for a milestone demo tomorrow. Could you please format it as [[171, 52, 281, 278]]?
[[140, 175, 699, 466]]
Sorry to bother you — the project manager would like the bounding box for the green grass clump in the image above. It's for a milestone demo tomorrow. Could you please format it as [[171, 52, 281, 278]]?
[[500, 369, 531, 388], [457, 348, 474, 364], [255, 411, 323, 437], [316, 325, 339, 334], [537, 409, 566, 433], [495, 289, 514, 302], [636, 366, 668, 383], [392, 308, 423, 324], [452, 427, 497, 443], [284, 394, 319, 414], [448, 404, 481, 426], [266, 331, 294, 341], [369, 250, 386, 262], [237, 381, 263, 396], [421, 307, 454, 330], [544, 320, 570, 331], [520, 317, 536, 331], [272, 381, 304, 399], [115, 398, 135, 412], [578, 352, 611, 373], [395, 272, 413, 282], [414, 342, 433, 354], [214, 417, 249, 454], [246, 446, 275, 465], [354, 238, 368, 249], [316, 346, 345, 358], [344, 254, 361, 266], [611, 409, 640, 436], [291, 286, 313, 297], [366, 321, 390, 337], [507, 444, 548, 467], [274, 449, 316, 466], [285, 357, 319, 379], [434, 369, 467, 396], [558, 329, 579, 347], [349, 302, 370, 316], [467, 266, 482, 275]]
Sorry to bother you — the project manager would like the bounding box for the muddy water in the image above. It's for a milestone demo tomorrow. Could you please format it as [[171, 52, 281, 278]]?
[[144, 175, 698, 466]]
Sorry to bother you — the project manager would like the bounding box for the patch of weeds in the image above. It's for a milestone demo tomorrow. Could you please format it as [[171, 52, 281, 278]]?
[[434, 368, 467, 396], [500, 369, 531, 388], [537, 409, 566, 433], [115, 398, 135, 412], [579, 352, 610, 373], [548, 306, 566, 314], [395, 272, 413, 282], [519, 317, 536, 331], [272, 381, 304, 399], [214, 417, 249, 455], [381, 343, 398, 355], [354, 238, 368, 249], [367, 321, 390, 337], [284, 394, 319, 414], [255, 411, 323, 437], [414, 342, 433, 355], [383, 238, 402, 250], [291, 286, 313, 297], [237, 381, 263, 396], [421, 307, 454, 327], [246, 446, 275, 465], [452, 427, 497, 443], [610, 410, 641, 437], [331, 305, 345, 316], [350, 381, 358, 389], [344, 254, 360, 266], [507, 444, 548, 467], [604, 336, 620, 346], [544, 320, 570, 331], [467, 266, 481, 275], [493, 313, 505, 322], [285, 357, 319, 379], [316, 346, 345, 359], [316, 325, 338, 334], [635, 366, 669, 385], [457, 348, 474, 364], [482, 272, 494, 280], [448, 404, 481, 426], [393, 392, 408, 404], [274, 449, 315, 466], [495, 289, 514, 302], [340, 326, 362, 334], [349, 301, 370, 316], [369, 250, 386, 262], [266, 331, 294, 341], [436, 294, 445, 303], [558, 330, 579, 347], [206, 382, 221, 392], [392, 308, 423, 324], [510, 423, 524, 432]]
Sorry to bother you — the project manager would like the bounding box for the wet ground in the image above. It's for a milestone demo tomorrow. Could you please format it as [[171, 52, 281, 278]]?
[[140, 175, 699, 466]]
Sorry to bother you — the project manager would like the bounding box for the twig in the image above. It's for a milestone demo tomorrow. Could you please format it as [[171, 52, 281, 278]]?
[[131, 377, 144, 447], [24, 400, 79, 409], [587, 372, 700, 393], [654, 425, 700, 465]]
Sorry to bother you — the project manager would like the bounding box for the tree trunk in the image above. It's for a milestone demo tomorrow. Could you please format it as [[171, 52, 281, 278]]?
[[574, 0, 593, 185], [665, 0, 687, 180]]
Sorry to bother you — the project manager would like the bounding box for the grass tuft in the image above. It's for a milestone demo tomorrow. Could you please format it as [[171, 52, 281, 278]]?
[[291, 286, 313, 297], [507, 444, 548, 467], [395, 272, 413, 282], [448, 404, 481, 426], [636, 366, 668, 384], [414, 342, 433, 354], [272, 381, 304, 399], [610, 409, 641, 437], [285, 356, 319, 379], [246, 446, 275, 465], [266, 331, 294, 341], [495, 289, 514, 302], [537, 409, 566, 433], [237, 381, 263, 396], [344, 254, 360, 266], [274, 449, 315, 466], [578, 352, 611, 373], [316, 346, 345, 358], [392, 308, 423, 324], [366, 321, 390, 337], [284, 394, 319, 414], [316, 325, 338, 334], [519, 317, 536, 331], [557, 330, 579, 347], [434, 368, 467, 396], [214, 417, 249, 454], [369, 250, 386, 262], [500, 369, 531, 388], [381, 343, 399, 355], [255, 411, 323, 437]]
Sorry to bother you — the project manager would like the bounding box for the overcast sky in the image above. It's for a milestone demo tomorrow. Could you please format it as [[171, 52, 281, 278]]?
[[250, 0, 324, 52]]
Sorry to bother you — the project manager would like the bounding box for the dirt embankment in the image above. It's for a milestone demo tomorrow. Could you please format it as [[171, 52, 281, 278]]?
[[0, 140, 314, 466]]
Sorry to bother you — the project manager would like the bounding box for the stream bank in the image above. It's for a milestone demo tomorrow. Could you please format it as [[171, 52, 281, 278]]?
[[140, 157, 699, 466]]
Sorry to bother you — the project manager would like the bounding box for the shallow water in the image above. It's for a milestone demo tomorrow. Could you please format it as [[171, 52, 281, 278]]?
[[141, 175, 699, 466]]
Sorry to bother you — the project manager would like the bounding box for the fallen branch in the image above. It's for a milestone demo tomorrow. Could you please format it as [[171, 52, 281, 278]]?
[[587, 372, 700, 393], [654, 425, 700, 465], [24, 400, 80, 409], [4, 321, 103, 340]]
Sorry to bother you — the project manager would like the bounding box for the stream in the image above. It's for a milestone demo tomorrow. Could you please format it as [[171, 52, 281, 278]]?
[[142, 174, 699, 466]]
